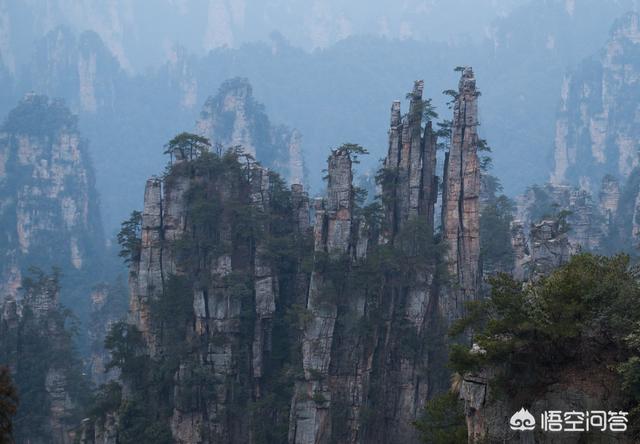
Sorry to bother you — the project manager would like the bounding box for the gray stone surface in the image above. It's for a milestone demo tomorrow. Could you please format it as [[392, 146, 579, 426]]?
[[441, 67, 481, 322]]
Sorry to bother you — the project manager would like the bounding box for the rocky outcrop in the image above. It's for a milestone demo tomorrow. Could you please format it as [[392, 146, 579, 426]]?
[[24, 28, 121, 114], [0, 268, 86, 444], [383, 80, 438, 237], [600, 175, 620, 226], [516, 181, 620, 255], [87, 281, 127, 385], [289, 147, 354, 444], [508, 216, 571, 283], [458, 364, 630, 444], [0, 94, 104, 312], [288, 73, 481, 444], [196, 77, 306, 186], [528, 219, 571, 280], [551, 12, 640, 190], [128, 176, 178, 356], [167, 45, 198, 110], [119, 147, 313, 443], [441, 67, 481, 321], [510, 220, 530, 281], [291, 183, 311, 232], [93, 73, 490, 444]]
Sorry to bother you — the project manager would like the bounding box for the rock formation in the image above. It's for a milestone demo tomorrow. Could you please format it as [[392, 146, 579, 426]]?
[[289, 146, 355, 444], [441, 67, 481, 321], [510, 220, 530, 281], [111, 145, 313, 443], [24, 28, 122, 114], [515, 178, 625, 256], [551, 12, 640, 190], [0, 94, 104, 311], [0, 268, 86, 444], [290, 72, 481, 444], [85, 72, 487, 444], [528, 219, 571, 280], [600, 174, 621, 226], [383, 80, 438, 237], [87, 281, 128, 385], [459, 362, 632, 443], [196, 77, 305, 186]]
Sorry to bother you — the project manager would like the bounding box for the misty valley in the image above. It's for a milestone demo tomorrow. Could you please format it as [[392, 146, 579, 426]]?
[[2, 2, 640, 444]]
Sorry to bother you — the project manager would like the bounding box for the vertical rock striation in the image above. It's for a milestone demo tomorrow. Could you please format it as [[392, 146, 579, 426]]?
[[551, 12, 640, 189], [0, 269, 86, 444], [441, 67, 481, 322], [383, 80, 438, 237], [93, 74, 490, 444], [120, 147, 312, 443], [528, 219, 571, 280], [289, 147, 353, 444], [600, 175, 621, 225], [510, 220, 530, 281], [196, 77, 306, 186], [0, 94, 104, 310]]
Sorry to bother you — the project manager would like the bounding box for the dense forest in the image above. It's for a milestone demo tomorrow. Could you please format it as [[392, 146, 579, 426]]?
[[2, 2, 640, 444]]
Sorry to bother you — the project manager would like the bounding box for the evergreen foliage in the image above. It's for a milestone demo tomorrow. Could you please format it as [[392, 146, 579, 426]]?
[[413, 391, 467, 444], [0, 267, 89, 443], [480, 193, 515, 273], [94, 138, 314, 443], [117, 211, 142, 265], [449, 253, 640, 438], [0, 366, 18, 443], [2, 95, 77, 136], [163, 132, 211, 161], [480, 154, 515, 274]]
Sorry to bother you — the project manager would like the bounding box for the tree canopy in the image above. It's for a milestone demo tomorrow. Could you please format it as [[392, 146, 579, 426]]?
[[163, 132, 212, 161]]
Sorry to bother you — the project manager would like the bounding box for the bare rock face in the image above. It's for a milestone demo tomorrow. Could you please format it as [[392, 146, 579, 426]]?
[[290, 147, 353, 444], [128, 177, 166, 354], [528, 219, 571, 280], [441, 67, 481, 321], [166, 45, 198, 109], [459, 358, 631, 443], [600, 175, 620, 225], [291, 183, 311, 232], [510, 220, 530, 281], [0, 269, 84, 444], [99, 77, 489, 444], [196, 77, 306, 185], [551, 12, 640, 189], [516, 182, 611, 255], [383, 80, 438, 237], [87, 282, 127, 386], [120, 149, 312, 443], [25, 28, 121, 114], [0, 94, 103, 311]]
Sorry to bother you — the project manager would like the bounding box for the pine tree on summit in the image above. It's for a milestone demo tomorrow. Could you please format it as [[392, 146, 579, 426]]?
[[164, 132, 211, 162]]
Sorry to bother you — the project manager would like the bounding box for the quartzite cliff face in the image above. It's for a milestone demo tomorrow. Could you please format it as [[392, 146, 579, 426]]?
[[0, 268, 88, 444], [0, 94, 104, 310], [441, 67, 481, 322], [197, 78, 305, 186], [85, 69, 484, 444], [552, 12, 640, 190], [0, 94, 117, 444], [122, 147, 311, 443]]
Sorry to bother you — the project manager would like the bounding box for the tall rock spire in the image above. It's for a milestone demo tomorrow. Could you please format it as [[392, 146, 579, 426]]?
[[383, 80, 438, 239], [441, 67, 481, 321], [196, 77, 306, 186], [289, 147, 354, 444]]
